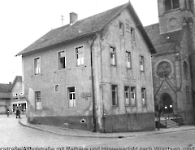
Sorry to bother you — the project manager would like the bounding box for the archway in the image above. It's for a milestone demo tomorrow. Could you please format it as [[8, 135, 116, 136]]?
[[161, 93, 173, 114]]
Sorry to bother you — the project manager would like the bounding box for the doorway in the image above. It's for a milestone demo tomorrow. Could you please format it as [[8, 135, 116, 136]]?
[[161, 93, 173, 114]]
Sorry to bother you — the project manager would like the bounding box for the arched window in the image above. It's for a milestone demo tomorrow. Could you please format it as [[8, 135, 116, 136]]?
[[183, 61, 188, 80], [156, 61, 172, 78]]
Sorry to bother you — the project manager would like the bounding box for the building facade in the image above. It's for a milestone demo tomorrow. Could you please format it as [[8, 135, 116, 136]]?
[[0, 83, 11, 114], [145, 0, 195, 124], [17, 3, 156, 132], [10, 76, 27, 113]]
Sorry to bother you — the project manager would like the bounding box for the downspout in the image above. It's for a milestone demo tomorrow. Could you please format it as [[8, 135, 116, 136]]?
[[90, 33, 98, 132]]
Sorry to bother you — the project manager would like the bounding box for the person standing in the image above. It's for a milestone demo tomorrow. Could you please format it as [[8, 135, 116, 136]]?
[[6, 108, 9, 117], [16, 107, 20, 119]]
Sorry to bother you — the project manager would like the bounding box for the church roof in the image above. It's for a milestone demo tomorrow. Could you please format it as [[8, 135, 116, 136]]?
[[145, 23, 184, 54], [17, 2, 155, 56]]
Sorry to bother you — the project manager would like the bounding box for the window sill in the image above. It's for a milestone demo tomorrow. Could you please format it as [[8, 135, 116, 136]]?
[[126, 67, 132, 70], [164, 8, 180, 14], [110, 64, 117, 67]]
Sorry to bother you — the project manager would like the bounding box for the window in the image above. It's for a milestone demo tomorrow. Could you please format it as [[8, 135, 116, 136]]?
[[188, 0, 194, 12], [13, 93, 18, 99], [130, 87, 136, 107], [141, 88, 147, 106], [119, 22, 124, 36], [76, 46, 84, 66], [157, 61, 171, 78], [110, 46, 116, 65], [140, 56, 144, 71], [131, 27, 135, 42], [68, 87, 76, 108], [165, 0, 180, 11], [35, 91, 42, 110], [112, 85, 118, 106], [183, 61, 188, 80], [124, 86, 130, 106], [58, 51, 66, 69], [34, 57, 41, 75], [126, 51, 131, 68], [55, 85, 59, 92], [186, 86, 190, 104]]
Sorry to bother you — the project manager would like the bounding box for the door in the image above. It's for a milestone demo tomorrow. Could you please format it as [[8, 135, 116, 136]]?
[[161, 93, 173, 114]]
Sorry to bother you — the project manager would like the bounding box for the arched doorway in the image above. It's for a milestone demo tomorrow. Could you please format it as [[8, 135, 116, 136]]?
[[161, 93, 173, 114]]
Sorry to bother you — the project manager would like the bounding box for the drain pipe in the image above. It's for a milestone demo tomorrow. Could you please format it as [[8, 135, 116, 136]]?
[[91, 33, 98, 132]]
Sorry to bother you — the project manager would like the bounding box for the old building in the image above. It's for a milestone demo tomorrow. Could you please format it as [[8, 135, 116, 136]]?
[[145, 0, 195, 124], [10, 76, 27, 113], [0, 83, 11, 114], [16, 2, 156, 132]]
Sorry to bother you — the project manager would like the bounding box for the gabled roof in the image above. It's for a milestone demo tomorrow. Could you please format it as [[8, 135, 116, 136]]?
[[17, 2, 156, 56], [145, 23, 184, 54], [0, 83, 12, 93], [10, 76, 22, 91]]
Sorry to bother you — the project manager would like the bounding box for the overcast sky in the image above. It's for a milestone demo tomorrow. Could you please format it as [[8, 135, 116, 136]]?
[[0, 0, 158, 84]]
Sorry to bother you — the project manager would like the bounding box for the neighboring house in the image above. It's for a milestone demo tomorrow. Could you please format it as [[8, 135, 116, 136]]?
[[16, 2, 156, 132], [10, 76, 27, 113], [145, 0, 195, 124], [0, 83, 11, 114]]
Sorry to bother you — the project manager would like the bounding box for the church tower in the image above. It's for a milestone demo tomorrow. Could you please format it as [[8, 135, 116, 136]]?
[[158, 0, 194, 34], [145, 0, 195, 125]]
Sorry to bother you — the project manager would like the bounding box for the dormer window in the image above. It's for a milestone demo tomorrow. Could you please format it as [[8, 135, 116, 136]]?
[[165, 0, 180, 11]]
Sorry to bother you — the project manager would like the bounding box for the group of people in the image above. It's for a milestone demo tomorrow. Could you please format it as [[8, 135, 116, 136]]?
[[6, 107, 21, 118]]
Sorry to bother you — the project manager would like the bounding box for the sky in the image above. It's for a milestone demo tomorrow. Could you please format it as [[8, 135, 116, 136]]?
[[0, 0, 158, 84]]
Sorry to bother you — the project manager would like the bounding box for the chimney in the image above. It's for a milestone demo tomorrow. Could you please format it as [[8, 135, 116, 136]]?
[[70, 12, 78, 25]]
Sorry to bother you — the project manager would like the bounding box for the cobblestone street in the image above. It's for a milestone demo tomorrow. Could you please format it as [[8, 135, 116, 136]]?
[[1, 115, 195, 148]]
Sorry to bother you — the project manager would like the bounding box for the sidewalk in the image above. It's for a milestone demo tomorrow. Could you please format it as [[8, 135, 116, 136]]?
[[19, 116, 195, 138]]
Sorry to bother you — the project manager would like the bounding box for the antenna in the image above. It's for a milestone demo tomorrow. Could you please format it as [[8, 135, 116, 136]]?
[[61, 15, 64, 26]]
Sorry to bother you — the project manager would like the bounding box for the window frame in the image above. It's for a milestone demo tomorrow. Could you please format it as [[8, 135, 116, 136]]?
[[35, 91, 42, 110], [141, 87, 147, 107], [58, 50, 66, 70], [140, 55, 145, 72], [130, 27, 135, 43], [68, 86, 76, 108], [130, 86, 136, 107], [111, 85, 118, 106], [124, 86, 130, 106], [126, 51, 132, 69], [75, 45, 84, 67], [34, 57, 41, 75], [119, 21, 124, 36], [164, 0, 180, 12], [110, 46, 117, 66], [54, 84, 60, 92]]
